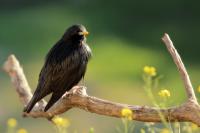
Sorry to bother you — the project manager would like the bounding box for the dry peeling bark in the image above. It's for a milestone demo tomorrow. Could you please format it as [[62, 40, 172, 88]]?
[[3, 34, 200, 125]]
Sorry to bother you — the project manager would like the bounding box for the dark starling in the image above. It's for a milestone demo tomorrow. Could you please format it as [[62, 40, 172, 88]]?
[[24, 24, 92, 113]]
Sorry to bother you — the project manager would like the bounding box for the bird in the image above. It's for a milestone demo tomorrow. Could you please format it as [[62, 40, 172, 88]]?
[[23, 24, 92, 113]]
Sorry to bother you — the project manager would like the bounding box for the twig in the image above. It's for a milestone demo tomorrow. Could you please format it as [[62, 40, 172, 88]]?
[[162, 33, 197, 103], [3, 34, 200, 126]]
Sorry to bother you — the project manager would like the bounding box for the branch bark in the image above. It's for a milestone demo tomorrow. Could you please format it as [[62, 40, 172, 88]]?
[[3, 34, 200, 125]]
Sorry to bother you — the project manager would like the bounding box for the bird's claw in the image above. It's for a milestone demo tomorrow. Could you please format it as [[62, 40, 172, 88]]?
[[71, 86, 87, 96]]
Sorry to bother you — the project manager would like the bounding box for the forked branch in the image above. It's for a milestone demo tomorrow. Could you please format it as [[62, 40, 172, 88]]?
[[3, 34, 200, 125]]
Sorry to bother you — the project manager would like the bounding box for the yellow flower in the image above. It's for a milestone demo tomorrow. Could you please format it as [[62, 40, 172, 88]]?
[[143, 66, 156, 76], [160, 128, 170, 133], [52, 116, 70, 127], [121, 108, 133, 120], [197, 86, 200, 93], [7, 118, 17, 128], [89, 127, 95, 133], [140, 128, 145, 133], [158, 89, 171, 98], [17, 128, 28, 133], [191, 123, 198, 131]]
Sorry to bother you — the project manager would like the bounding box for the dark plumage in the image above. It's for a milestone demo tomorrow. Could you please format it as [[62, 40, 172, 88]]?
[[24, 24, 92, 113]]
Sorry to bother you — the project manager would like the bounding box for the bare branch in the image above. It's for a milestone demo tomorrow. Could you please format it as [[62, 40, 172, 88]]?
[[3, 34, 200, 126], [161, 33, 197, 103], [3, 55, 46, 111]]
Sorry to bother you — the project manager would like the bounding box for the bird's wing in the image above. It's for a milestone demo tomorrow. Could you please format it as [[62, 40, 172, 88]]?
[[37, 49, 86, 95], [36, 62, 63, 95], [35, 40, 75, 96], [43, 64, 86, 111]]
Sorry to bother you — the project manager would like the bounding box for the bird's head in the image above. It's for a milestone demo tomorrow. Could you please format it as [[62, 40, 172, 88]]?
[[62, 24, 89, 43]]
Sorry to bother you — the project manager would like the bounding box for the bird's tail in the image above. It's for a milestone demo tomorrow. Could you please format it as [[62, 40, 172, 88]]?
[[23, 95, 38, 113], [44, 92, 63, 112]]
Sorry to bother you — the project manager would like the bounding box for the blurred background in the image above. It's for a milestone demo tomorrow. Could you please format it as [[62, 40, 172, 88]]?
[[0, 0, 200, 132]]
